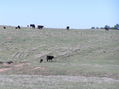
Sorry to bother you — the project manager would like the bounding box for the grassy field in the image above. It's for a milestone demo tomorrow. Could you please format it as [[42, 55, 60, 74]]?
[[0, 27, 119, 89]]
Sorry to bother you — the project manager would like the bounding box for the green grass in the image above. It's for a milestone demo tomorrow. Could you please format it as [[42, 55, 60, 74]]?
[[0, 28, 119, 89]]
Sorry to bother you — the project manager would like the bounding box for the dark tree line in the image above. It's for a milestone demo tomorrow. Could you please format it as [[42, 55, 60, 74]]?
[[91, 24, 119, 30]]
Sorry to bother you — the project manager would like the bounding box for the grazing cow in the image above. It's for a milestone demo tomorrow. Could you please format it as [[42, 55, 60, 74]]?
[[17, 25, 21, 29], [66, 26, 70, 30], [30, 24, 35, 28], [46, 55, 54, 62], [15, 25, 21, 29], [37, 25, 44, 29], [104, 25, 109, 31], [40, 59, 43, 63], [105, 27, 109, 31], [3, 26, 6, 29], [7, 61, 13, 64]]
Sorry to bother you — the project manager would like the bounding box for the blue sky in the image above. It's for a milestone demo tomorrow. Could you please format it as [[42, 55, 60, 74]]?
[[0, 0, 119, 29]]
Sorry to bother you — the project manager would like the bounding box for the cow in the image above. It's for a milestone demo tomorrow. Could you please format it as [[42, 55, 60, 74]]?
[[40, 59, 43, 63], [15, 25, 21, 29], [6, 61, 13, 64], [3, 26, 6, 29], [17, 25, 21, 29], [105, 27, 109, 31], [104, 25, 109, 31], [46, 55, 54, 62], [37, 25, 44, 29], [66, 26, 70, 30], [30, 24, 35, 28]]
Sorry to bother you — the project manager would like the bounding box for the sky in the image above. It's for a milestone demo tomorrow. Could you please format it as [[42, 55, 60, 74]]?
[[0, 0, 119, 29]]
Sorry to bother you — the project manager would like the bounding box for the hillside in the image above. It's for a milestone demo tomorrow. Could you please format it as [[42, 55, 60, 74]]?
[[0, 28, 119, 89]]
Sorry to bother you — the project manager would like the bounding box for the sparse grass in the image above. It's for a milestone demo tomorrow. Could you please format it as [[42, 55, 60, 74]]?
[[0, 75, 119, 89], [0, 28, 119, 89]]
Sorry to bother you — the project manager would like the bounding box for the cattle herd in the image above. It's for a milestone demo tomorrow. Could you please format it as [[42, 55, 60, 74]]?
[[2, 24, 112, 31], [0, 24, 115, 65], [2, 24, 44, 30], [2, 24, 72, 30]]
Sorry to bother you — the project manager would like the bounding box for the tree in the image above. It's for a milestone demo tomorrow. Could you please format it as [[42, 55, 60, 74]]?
[[91, 27, 95, 29], [104, 25, 110, 29], [114, 24, 119, 30]]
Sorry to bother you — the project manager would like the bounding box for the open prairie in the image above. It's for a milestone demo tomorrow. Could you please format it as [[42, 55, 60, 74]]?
[[0, 27, 119, 89]]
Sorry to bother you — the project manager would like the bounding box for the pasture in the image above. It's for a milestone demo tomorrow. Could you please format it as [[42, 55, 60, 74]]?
[[0, 27, 119, 89]]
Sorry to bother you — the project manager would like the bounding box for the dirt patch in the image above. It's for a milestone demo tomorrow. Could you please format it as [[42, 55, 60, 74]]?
[[33, 66, 46, 71], [0, 62, 30, 73], [14, 63, 30, 67], [0, 68, 11, 72]]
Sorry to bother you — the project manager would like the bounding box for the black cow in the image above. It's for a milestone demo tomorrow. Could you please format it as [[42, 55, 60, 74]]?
[[30, 24, 35, 28], [66, 26, 70, 30], [3, 26, 6, 29], [104, 25, 109, 31], [46, 55, 54, 62], [15, 25, 21, 29], [40, 59, 43, 63], [17, 25, 21, 29], [6, 61, 13, 64], [37, 25, 44, 29], [105, 27, 109, 31]]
